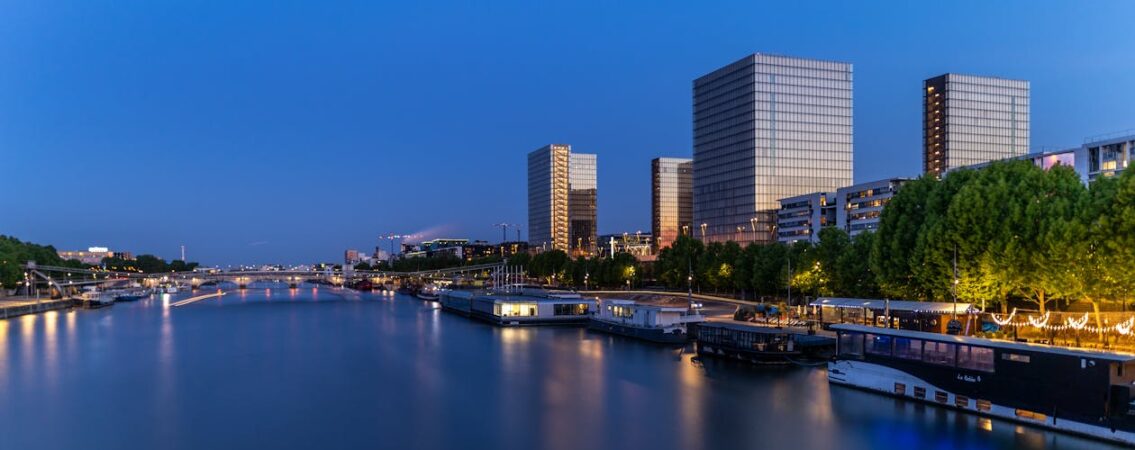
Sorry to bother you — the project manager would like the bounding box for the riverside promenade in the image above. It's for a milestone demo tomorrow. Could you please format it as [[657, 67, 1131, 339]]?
[[0, 297, 77, 319]]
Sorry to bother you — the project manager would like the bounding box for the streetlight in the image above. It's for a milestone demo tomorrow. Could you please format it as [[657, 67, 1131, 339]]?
[[700, 223, 707, 241]]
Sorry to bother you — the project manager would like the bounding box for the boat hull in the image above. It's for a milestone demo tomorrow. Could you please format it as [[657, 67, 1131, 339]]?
[[588, 319, 689, 345]]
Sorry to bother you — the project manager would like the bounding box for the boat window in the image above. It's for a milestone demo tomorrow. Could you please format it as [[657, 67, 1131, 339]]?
[[555, 303, 590, 316], [496, 302, 537, 317], [894, 338, 922, 360], [865, 333, 892, 356], [838, 332, 864, 357], [1002, 353, 1031, 363], [958, 346, 995, 372], [913, 386, 926, 399], [922, 341, 956, 366]]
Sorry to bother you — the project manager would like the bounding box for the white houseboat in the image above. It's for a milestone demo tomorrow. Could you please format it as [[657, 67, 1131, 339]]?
[[589, 299, 704, 344], [828, 323, 1135, 445], [441, 285, 594, 326]]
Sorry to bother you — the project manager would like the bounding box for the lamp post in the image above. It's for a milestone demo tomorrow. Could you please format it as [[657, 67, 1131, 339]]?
[[700, 223, 707, 241]]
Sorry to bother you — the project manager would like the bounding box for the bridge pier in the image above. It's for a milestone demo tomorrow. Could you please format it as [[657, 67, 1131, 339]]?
[[238, 284, 248, 290], [288, 283, 298, 289]]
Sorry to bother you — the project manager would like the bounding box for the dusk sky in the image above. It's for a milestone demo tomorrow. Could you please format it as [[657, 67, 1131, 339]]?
[[2, 1, 1133, 265]]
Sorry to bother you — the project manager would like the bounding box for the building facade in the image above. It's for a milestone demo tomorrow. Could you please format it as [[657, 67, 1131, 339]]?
[[693, 53, 853, 245], [598, 233, 653, 258], [528, 144, 597, 255], [528, 144, 571, 252], [835, 178, 911, 237], [651, 157, 693, 251], [776, 192, 835, 243], [1081, 133, 1134, 181], [568, 152, 598, 256], [923, 74, 1030, 177]]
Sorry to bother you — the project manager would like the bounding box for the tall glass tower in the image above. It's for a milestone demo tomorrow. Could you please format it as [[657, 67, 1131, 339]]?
[[528, 144, 597, 255], [693, 53, 853, 244], [924, 74, 1029, 177], [651, 157, 693, 252], [568, 152, 597, 256], [528, 144, 570, 252]]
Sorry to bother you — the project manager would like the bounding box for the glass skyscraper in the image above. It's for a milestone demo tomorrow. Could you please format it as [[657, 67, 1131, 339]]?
[[693, 53, 853, 244], [528, 144, 570, 252], [924, 74, 1029, 177], [528, 144, 597, 255], [568, 152, 597, 256], [651, 157, 693, 252]]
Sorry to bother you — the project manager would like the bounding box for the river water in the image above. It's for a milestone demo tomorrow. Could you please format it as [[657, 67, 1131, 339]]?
[[0, 288, 1116, 450]]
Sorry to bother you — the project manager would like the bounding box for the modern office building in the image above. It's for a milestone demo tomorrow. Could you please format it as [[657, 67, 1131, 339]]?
[[651, 157, 693, 251], [528, 144, 597, 256], [836, 178, 912, 237], [923, 74, 1030, 177], [693, 53, 853, 244], [776, 192, 835, 244], [568, 152, 598, 256], [528, 144, 571, 253]]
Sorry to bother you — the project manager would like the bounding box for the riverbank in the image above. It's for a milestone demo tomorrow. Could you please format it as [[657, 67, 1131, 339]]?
[[0, 297, 78, 319]]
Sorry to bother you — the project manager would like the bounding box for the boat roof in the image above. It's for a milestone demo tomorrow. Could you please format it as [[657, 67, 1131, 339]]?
[[831, 324, 1135, 362], [811, 297, 976, 314], [603, 299, 688, 312], [478, 293, 592, 303]]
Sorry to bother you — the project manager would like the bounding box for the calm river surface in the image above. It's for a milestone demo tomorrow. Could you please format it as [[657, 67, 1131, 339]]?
[[0, 288, 1117, 450]]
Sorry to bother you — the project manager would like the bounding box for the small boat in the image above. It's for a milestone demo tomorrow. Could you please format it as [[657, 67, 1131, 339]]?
[[416, 284, 440, 301], [589, 299, 704, 344], [77, 289, 114, 309], [695, 320, 835, 364], [113, 288, 152, 302]]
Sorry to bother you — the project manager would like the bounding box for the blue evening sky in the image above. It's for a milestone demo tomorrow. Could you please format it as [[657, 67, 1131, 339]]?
[[2, 1, 1133, 265]]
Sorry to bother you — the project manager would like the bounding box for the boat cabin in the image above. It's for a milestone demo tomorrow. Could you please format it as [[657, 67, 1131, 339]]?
[[596, 299, 699, 328], [810, 297, 977, 334]]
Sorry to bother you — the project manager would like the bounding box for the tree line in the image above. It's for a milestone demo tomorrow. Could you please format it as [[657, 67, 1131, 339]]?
[[652, 160, 1135, 312]]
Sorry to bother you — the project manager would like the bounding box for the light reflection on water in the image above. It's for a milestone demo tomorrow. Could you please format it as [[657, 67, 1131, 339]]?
[[0, 289, 1123, 450]]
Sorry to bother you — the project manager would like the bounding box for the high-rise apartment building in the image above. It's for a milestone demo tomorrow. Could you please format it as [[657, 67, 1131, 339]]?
[[651, 157, 693, 251], [693, 53, 853, 244], [528, 144, 597, 255], [568, 152, 598, 256], [923, 74, 1029, 177]]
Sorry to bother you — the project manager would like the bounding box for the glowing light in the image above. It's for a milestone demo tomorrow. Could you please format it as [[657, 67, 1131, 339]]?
[[1026, 312, 1050, 328], [991, 308, 1017, 326], [1065, 313, 1089, 330]]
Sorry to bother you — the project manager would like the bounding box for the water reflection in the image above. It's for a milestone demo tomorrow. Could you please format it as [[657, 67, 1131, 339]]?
[[0, 292, 1123, 450]]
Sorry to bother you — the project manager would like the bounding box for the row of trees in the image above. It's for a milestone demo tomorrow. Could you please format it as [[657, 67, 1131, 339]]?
[[0, 236, 85, 288], [654, 228, 878, 301], [508, 251, 641, 289], [874, 160, 1135, 313], [101, 255, 199, 273], [652, 160, 1135, 313]]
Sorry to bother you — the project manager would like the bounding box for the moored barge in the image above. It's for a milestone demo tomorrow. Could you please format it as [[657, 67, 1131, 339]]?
[[828, 323, 1135, 445], [695, 320, 834, 364], [589, 299, 704, 344], [440, 285, 594, 326]]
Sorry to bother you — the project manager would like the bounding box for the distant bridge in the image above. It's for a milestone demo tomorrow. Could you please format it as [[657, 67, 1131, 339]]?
[[20, 261, 507, 294]]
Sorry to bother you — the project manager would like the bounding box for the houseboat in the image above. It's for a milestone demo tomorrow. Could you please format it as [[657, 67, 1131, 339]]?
[[589, 299, 704, 344], [77, 289, 114, 309], [441, 285, 594, 326], [828, 323, 1135, 445], [810, 297, 978, 334], [695, 320, 835, 363]]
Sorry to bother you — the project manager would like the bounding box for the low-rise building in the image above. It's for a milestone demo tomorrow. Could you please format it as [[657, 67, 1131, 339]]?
[[776, 192, 835, 244], [836, 178, 912, 237], [58, 247, 132, 265], [597, 233, 652, 258]]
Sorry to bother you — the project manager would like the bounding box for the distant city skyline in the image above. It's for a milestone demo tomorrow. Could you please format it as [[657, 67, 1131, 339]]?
[[2, 1, 1134, 264]]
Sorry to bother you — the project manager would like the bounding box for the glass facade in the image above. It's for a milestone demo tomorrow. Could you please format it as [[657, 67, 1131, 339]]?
[[693, 54, 853, 244], [1083, 136, 1133, 180], [568, 153, 598, 256], [527, 144, 570, 252], [651, 157, 693, 251], [924, 74, 1029, 177]]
